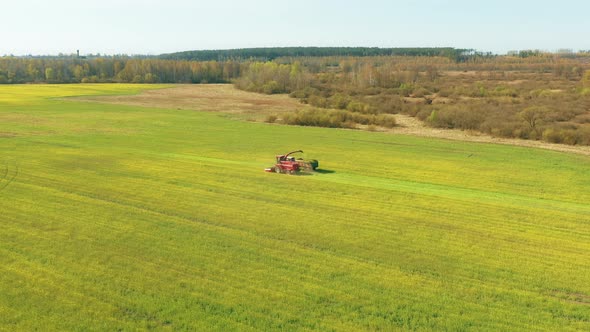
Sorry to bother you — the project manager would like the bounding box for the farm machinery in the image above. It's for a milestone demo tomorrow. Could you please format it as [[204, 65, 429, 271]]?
[[265, 150, 319, 174]]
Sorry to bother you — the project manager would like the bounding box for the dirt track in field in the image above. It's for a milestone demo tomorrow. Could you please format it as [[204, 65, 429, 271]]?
[[74, 84, 590, 157], [392, 114, 590, 156]]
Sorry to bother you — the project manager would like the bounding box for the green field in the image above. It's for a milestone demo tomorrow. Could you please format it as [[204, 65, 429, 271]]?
[[1, 84, 589, 331]]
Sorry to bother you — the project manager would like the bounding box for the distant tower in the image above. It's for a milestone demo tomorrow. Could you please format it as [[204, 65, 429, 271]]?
[[77, 50, 80, 57]]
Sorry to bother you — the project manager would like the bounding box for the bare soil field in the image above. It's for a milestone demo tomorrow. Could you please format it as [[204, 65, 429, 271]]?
[[74, 84, 590, 156]]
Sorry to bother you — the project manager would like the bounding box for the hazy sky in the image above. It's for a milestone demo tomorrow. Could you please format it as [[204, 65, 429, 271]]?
[[3, 0, 589, 55]]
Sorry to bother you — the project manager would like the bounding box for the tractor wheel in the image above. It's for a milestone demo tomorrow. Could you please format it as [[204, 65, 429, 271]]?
[[274, 167, 282, 174]]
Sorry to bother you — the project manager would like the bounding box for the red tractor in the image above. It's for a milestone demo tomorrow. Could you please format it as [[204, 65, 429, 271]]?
[[265, 150, 319, 174]]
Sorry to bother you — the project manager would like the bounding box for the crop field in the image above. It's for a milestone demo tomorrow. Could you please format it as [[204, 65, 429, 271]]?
[[0, 84, 589, 331]]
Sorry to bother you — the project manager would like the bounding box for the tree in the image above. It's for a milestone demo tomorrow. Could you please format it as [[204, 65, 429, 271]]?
[[73, 65, 84, 81], [520, 106, 550, 138], [27, 63, 41, 81], [45, 67, 54, 81]]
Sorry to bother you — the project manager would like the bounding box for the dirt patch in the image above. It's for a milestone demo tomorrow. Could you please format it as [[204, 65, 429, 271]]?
[[72, 84, 590, 157], [0, 132, 18, 138], [444, 71, 478, 77], [505, 79, 527, 85], [391, 113, 590, 156], [403, 97, 427, 104], [431, 96, 452, 104], [550, 290, 590, 305], [71, 84, 309, 120]]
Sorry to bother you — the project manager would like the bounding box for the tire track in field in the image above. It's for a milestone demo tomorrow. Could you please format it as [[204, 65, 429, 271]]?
[[0, 160, 19, 193]]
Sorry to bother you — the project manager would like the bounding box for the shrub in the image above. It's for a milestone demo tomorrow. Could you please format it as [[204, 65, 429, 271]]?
[[543, 128, 563, 143], [375, 114, 396, 128], [577, 127, 590, 145], [262, 81, 282, 94], [347, 101, 375, 114], [492, 86, 518, 97], [329, 93, 351, 109], [308, 94, 329, 108], [437, 88, 452, 98], [412, 87, 431, 98], [416, 109, 433, 121], [398, 83, 414, 97], [426, 106, 486, 130], [289, 86, 319, 99], [281, 108, 396, 129]]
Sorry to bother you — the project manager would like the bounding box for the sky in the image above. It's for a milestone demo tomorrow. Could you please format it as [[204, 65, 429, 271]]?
[[2, 0, 589, 56]]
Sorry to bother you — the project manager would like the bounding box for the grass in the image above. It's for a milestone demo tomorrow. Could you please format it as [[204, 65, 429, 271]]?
[[0, 84, 589, 331]]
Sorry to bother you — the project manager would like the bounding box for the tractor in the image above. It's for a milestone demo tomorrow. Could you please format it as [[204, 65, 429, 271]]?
[[265, 150, 319, 174]]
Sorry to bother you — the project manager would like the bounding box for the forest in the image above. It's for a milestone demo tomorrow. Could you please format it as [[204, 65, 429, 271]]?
[[1, 48, 590, 145], [159, 47, 473, 61]]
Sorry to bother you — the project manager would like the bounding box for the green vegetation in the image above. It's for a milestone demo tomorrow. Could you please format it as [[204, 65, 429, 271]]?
[[1, 84, 589, 330]]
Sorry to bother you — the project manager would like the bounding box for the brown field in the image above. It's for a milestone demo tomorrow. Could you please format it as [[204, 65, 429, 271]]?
[[72, 84, 311, 121], [74, 84, 590, 156]]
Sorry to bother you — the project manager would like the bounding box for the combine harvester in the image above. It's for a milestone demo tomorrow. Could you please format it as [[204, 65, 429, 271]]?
[[265, 150, 319, 174]]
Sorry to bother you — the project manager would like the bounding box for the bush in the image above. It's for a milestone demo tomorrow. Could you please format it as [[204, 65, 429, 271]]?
[[492, 86, 518, 97], [426, 106, 486, 130], [577, 127, 590, 145], [543, 128, 563, 143], [437, 88, 452, 98], [416, 109, 432, 121], [371, 95, 403, 114], [412, 87, 431, 98], [329, 93, 351, 109], [375, 114, 396, 128], [281, 108, 396, 129], [346, 101, 376, 114], [262, 81, 282, 94], [398, 83, 414, 97], [308, 94, 329, 108]]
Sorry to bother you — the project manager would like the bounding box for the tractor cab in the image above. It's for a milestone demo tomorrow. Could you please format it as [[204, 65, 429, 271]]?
[[277, 155, 296, 163]]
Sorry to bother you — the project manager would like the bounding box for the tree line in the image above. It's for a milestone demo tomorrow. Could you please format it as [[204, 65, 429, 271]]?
[[159, 47, 472, 62], [0, 57, 243, 84]]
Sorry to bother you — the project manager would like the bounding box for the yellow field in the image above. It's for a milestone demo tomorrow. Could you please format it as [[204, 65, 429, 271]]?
[[1, 84, 589, 331]]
